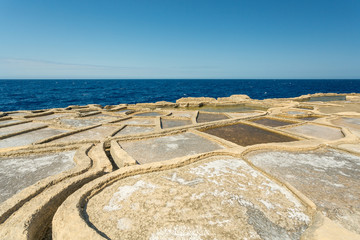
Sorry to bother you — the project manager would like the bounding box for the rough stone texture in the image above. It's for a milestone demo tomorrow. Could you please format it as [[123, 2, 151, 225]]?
[[0, 151, 76, 203], [87, 156, 310, 240], [331, 117, 360, 137], [29, 113, 70, 120], [170, 111, 196, 118], [196, 112, 229, 123], [0, 119, 22, 126], [161, 119, 192, 128], [118, 118, 155, 125], [51, 126, 118, 143], [250, 117, 296, 127], [318, 103, 360, 114], [119, 133, 224, 164], [58, 118, 107, 128], [0, 128, 68, 148], [0, 122, 47, 137], [337, 143, 360, 154], [248, 148, 360, 234], [285, 124, 344, 140], [1, 93, 360, 240], [115, 126, 154, 135]]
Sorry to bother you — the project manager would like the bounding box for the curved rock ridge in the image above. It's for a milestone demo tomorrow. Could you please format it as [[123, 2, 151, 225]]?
[[0, 93, 359, 239]]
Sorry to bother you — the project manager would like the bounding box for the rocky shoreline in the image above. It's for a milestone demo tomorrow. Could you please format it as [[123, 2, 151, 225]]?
[[0, 93, 359, 239]]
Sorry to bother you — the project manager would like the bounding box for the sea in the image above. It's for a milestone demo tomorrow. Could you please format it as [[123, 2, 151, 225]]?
[[0, 79, 359, 112]]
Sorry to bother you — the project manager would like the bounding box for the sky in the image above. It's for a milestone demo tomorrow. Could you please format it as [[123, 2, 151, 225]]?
[[0, 0, 359, 79]]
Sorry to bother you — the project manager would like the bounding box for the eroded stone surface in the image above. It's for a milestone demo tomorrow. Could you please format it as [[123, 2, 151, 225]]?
[[115, 126, 154, 136], [0, 151, 76, 203], [51, 126, 118, 143], [87, 156, 310, 239], [332, 117, 360, 137], [161, 119, 192, 129], [119, 118, 155, 125], [0, 119, 22, 126], [337, 143, 360, 154], [318, 103, 360, 114], [0, 122, 47, 137], [30, 113, 70, 120], [248, 149, 360, 234], [119, 133, 224, 164], [59, 118, 107, 128], [170, 111, 196, 118], [285, 123, 344, 140], [0, 127, 68, 148], [250, 117, 296, 127], [196, 112, 229, 123]]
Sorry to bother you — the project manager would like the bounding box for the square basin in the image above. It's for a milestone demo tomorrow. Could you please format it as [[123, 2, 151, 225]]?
[[51, 126, 118, 143], [114, 126, 154, 136], [118, 118, 155, 125], [170, 111, 196, 118], [0, 122, 47, 137], [0, 119, 22, 126], [30, 113, 70, 120], [0, 127, 68, 148], [119, 132, 224, 164], [59, 118, 107, 128], [318, 103, 360, 114], [285, 123, 343, 140], [161, 119, 192, 129], [196, 112, 229, 123], [0, 151, 76, 203], [202, 123, 297, 146], [249, 118, 296, 127]]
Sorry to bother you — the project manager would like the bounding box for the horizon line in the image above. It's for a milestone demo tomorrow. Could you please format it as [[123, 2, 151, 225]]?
[[1, 78, 360, 80]]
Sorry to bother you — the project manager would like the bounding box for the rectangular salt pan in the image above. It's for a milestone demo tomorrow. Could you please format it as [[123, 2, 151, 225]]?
[[0, 151, 76, 203], [119, 133, 224, 164], [0, 122, 47, 137], [52, 126, 118, 143], [202, 123, 297, 147], [115, 126, 154, 136], [0, 128, 68, 148], [161, 119, 192, 129], [286, 124, 343, 140]]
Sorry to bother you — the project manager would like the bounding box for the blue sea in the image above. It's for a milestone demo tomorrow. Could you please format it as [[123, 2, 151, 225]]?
[[0, 79, 359, 112]]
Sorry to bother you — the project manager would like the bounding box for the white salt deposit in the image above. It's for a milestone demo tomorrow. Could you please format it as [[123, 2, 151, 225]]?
[[261, 181, 302, 208], [150, 225, 210, 240], [117, 218, 132, 230], [104, 180, 157, 211], [189, 159, 246, 178], [163, 172, 203, 186]]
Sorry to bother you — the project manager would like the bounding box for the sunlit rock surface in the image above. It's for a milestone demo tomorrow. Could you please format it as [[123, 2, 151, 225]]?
[[0, 93, 360, 240]]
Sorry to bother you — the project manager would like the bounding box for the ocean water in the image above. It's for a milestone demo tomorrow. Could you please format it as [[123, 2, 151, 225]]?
[[0, 79, 359, 112]]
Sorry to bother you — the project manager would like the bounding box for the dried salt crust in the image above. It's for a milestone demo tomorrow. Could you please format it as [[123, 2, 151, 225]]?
[[0, 93, 359, 239]]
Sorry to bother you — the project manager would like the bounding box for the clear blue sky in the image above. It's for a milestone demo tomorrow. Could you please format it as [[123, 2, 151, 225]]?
[[0, 0, 359, 79]]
